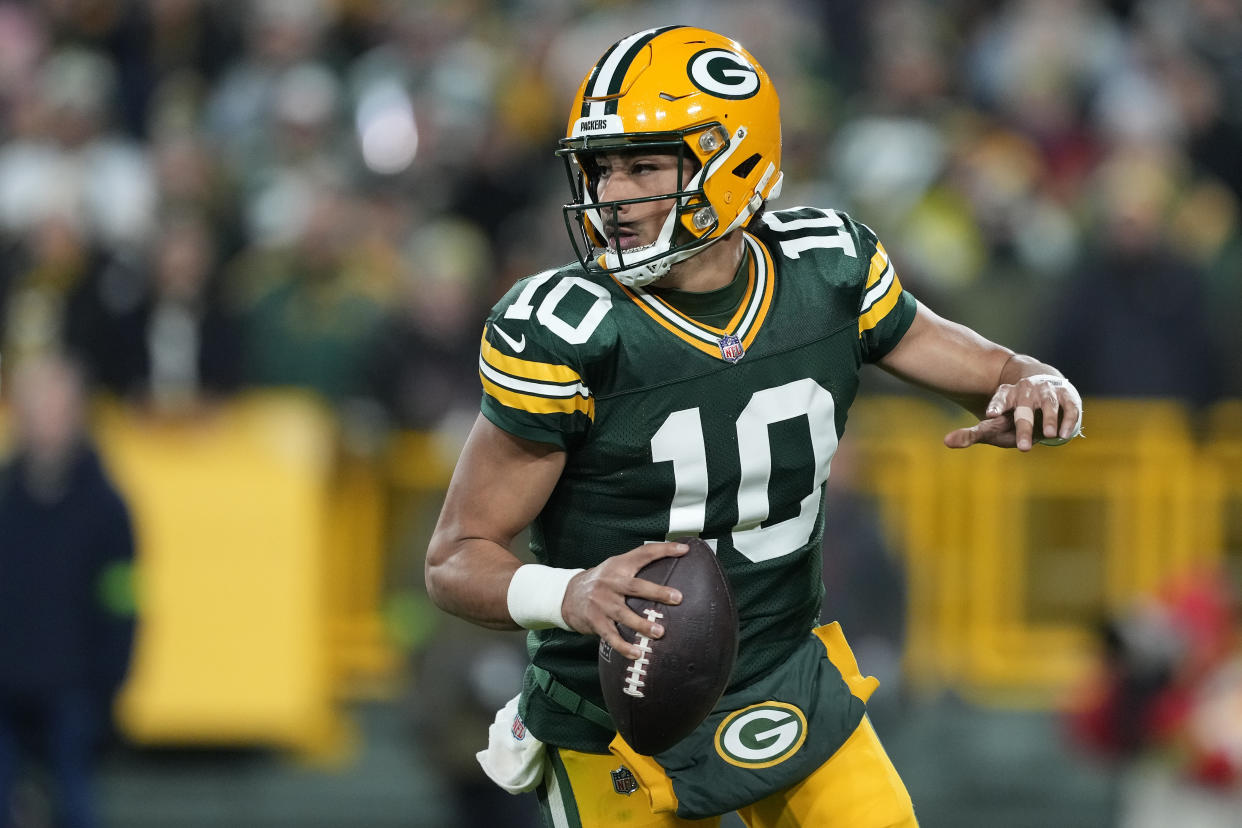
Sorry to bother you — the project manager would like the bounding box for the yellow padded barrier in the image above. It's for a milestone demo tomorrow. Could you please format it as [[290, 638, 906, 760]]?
[[847, 396, 1218, 706], [96, 393, 348, 757], [323, 450, 399, 695], [1204, 400, 1242, 579]]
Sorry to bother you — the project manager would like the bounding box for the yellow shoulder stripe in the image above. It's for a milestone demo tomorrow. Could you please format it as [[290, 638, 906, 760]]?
[[480, 328, 582, 385], [479, 372, 594, 419], [865, 242, 890, 288], [858, 264, 903, 335]]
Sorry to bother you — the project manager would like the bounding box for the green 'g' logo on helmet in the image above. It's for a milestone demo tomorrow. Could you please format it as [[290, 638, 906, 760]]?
[[713, 702, 807, 768]]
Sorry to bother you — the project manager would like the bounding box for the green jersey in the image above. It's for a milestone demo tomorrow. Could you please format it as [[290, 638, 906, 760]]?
[[479, 207, 917, 753]]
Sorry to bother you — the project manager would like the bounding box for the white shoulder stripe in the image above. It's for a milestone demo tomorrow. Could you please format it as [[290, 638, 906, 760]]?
[[860, 262, 895, 314], [479, 357, 591, 399]]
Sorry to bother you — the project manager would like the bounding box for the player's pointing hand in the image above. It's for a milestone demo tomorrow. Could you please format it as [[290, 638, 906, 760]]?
[[944, 373, 1083, 451]]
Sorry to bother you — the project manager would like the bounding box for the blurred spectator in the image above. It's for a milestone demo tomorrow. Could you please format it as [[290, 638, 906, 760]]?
[[0, 45, 156, 251], [1067, 570, 1242, 827], [228, 185, 390, 405], [0, 214, 102, 369], [369, 217, 491, 431], [966, 0, 1125, 143], [0, 353, 136, 828], [1042, 145, 1224, 406], [149, 131, 244, 260], [102, 0, 240, 140], [203, 0, 336, 184], [98, 209, 243, 412], [1137, 0, 1242, 199]]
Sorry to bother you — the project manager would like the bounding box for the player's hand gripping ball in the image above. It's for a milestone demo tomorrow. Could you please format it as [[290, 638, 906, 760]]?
[[598, 538, 739, 755]]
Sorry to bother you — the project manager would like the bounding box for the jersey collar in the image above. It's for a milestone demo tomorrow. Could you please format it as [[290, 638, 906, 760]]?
[[614, 231, 776, 362]]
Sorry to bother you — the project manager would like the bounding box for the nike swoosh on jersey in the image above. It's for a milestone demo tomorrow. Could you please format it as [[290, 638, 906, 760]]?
[[492, 323, 526, 353]]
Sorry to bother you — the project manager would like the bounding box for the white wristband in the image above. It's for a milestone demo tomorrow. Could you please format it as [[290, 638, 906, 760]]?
[[506, 564, 583, 631], [1022, 373, 1084, 446]]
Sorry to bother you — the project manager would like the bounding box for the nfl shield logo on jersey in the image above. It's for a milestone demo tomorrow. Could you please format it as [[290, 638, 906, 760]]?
[[611, 766, 639, 796], [718, 334, 745, 363]]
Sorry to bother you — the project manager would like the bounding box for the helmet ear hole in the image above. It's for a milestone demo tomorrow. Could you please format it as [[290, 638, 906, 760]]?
[[731, 153, 761, 179]]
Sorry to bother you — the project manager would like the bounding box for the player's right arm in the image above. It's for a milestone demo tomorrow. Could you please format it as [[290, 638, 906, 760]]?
[[425, 413, 685, 659], [425, 413, 566, 630]]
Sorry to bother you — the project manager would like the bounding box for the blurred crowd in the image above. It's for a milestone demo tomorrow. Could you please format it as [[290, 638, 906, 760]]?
[[0, 0, 1239, 436], [0, 3, 1237, 824], [1067, 571, 1242, 826]]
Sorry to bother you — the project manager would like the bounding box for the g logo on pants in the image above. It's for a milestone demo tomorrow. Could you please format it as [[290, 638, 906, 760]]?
[[714, 702, 807, 769]]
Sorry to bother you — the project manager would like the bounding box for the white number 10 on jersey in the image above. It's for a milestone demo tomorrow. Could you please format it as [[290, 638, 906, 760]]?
[[650, 378, 838, 563]]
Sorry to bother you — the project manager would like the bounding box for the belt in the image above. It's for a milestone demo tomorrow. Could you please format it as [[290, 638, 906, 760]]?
[[530, 664, 614, 731]]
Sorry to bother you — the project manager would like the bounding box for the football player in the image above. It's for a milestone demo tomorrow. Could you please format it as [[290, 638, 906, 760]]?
[[426, 25, 1082, 828]]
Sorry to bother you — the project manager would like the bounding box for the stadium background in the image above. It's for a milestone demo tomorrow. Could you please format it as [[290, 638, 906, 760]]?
[[0, 0, 1240, 825]]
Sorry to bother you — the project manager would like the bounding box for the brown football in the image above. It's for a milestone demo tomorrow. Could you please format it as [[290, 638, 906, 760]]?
[[597, 538, 738, 755]]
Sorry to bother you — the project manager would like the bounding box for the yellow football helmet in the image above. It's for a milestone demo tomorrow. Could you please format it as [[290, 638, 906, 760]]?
[[558, 26, 783, 287]]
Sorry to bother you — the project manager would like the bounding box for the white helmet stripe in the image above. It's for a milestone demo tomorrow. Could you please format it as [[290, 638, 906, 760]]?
[[584, 26, 681, 118]]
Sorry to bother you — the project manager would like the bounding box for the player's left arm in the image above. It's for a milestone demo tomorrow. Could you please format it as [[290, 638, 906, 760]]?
[[876, 300, 1082, 451]]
